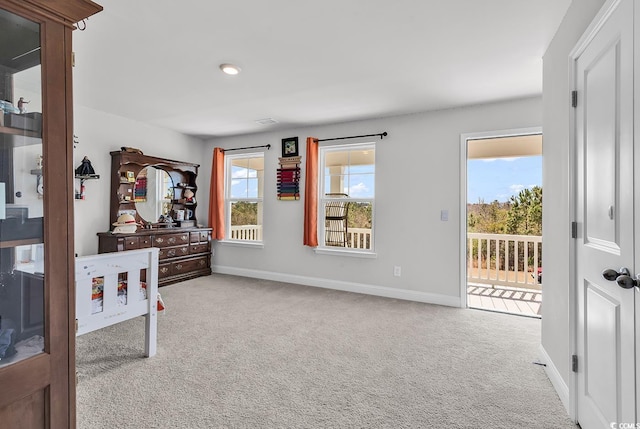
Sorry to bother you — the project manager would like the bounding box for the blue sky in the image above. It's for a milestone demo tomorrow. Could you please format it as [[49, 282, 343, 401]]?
[[467, 156, 542, 203]]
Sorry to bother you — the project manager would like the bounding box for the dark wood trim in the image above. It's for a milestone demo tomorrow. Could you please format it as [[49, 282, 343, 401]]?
[[0, 353, 50, 409], [64, 23, 78, 429], [6, 0, 101, 26], [0, 237, 42, 248], [41, 18, 73, 428], [0, 389, 46, 428], [111, 150, 200, 172], [0, 1, 101, 427], [0, 125, 40, 138]]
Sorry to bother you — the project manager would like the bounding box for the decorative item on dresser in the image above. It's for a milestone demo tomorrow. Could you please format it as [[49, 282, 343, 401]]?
[[97, 227, 212, 287]]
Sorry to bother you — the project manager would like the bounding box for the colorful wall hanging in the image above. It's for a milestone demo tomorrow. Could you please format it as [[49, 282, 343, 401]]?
[[277, 155, 301, 200]]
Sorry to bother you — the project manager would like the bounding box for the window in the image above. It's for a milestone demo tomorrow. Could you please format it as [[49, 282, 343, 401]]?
[[225, 153, 264, 242], [319, 143, 375, 252]]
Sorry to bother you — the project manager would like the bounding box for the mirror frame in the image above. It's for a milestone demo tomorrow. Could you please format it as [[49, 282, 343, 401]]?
[[134, 165, 175, 223]]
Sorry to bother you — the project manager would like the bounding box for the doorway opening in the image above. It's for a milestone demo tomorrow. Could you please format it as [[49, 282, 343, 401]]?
[[461, 130, 543, 317]]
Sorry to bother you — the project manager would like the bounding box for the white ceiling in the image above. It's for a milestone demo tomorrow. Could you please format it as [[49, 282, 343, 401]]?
[[72, 0, 571, 139]]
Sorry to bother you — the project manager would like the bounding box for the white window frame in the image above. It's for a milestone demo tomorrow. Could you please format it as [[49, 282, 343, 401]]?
[[317, 142, 376, 257], [223, 152, 264, 245]]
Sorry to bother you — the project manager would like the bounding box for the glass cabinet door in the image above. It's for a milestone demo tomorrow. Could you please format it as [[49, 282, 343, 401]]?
[[0, 8, 44, 367]]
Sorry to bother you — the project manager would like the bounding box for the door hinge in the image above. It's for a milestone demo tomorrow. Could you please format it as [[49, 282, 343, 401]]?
[[572, 354, 578, 372], [571, 221, 578, 239], [75, 319, 78, 334], [571, 90, 578, 108]]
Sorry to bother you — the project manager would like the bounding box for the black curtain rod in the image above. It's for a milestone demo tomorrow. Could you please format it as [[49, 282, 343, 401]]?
[[222, 144, 271, 152], [317, 132, 387, 142]]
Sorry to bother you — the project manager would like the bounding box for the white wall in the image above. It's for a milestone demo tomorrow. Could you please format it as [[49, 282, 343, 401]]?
[[72, 105, 206, 256], [541, 0, 605, 407], [204, 97, 542, 303]]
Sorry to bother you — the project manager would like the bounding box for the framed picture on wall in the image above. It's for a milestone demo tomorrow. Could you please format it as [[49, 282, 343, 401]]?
[[282, 137, 299, 157]]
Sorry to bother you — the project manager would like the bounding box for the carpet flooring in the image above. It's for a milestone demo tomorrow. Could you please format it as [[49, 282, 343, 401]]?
[[76, 274, 576, 428]]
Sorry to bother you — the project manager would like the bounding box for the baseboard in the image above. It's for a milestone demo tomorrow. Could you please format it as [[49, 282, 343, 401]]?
[[538, 344, 570, 415], [212, 265, 462, 308]]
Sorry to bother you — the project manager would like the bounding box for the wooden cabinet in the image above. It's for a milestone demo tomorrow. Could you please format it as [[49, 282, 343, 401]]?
[[0, 1, 103, 427], [109, 151, 201, 228], [98, 228, 212, 286]]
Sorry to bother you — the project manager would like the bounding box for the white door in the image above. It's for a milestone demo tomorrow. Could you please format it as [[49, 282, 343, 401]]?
[[575, 0, 636, 428]]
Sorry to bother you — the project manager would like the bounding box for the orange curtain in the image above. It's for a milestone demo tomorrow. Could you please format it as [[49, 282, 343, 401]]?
[[208, 147, 225, 240], [303, 137, 319, 247]]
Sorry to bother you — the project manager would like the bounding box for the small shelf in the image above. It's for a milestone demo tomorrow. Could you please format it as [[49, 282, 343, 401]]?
[[0, 237, 43, 249], [171, 200, 197, 206], [75, 174, 100, 199], [0, 124, 40, 139], [75, 174, 100, 180]]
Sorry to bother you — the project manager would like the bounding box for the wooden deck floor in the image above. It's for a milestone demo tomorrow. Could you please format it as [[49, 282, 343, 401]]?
[[467, 283, 542, 318]]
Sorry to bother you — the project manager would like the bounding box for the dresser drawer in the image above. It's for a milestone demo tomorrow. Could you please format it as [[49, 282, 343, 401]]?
[[172, 256, 209, 275], [153, 233, 190, 247], [140, 236, 152, 248], [189, 243, 210, 254], [123, 236, 140, 250], [190, 230, 211, 243], [158, 263, 172, 278], [158, 245, 190, 260]]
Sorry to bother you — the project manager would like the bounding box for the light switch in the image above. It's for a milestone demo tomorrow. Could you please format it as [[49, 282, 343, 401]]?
[[441, 209, 448, 221]]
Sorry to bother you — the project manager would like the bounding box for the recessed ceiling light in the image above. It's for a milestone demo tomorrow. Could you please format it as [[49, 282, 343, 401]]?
[[220, 63, 241, 75]]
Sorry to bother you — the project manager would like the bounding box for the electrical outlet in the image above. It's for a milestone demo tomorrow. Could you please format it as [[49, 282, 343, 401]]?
[[394, 266, 401, 277]]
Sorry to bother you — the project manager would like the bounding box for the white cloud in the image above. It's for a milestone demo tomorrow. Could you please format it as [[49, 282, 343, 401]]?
[[349, 182, 368, 196], [510, 184, 525, 193], [481, 157, 522, 163], [232, 168, 257, 179]]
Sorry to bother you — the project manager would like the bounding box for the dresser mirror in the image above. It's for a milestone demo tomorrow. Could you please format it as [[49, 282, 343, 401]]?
[[134, 166, 174, 222]]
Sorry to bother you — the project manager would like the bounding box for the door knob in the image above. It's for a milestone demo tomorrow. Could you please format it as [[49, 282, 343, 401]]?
[[602, 267, 631, 281], [615, 274, 639, 289]]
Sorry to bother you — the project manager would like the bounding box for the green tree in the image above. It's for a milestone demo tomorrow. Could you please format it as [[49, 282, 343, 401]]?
[[467, 199, 509, 233], [506, 186, 542, 236], [347, 202, 372, 229], [231, 201, 258, 226]]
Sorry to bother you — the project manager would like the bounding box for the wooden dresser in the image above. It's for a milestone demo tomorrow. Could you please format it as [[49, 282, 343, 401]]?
[[98, 227, 212, 286]]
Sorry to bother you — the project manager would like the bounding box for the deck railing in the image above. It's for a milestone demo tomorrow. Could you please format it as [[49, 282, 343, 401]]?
[[347, 228, 371, 249], [230, 225, 262, 241], [467, 233, 542, 289], [228, 225, 372, 249]]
